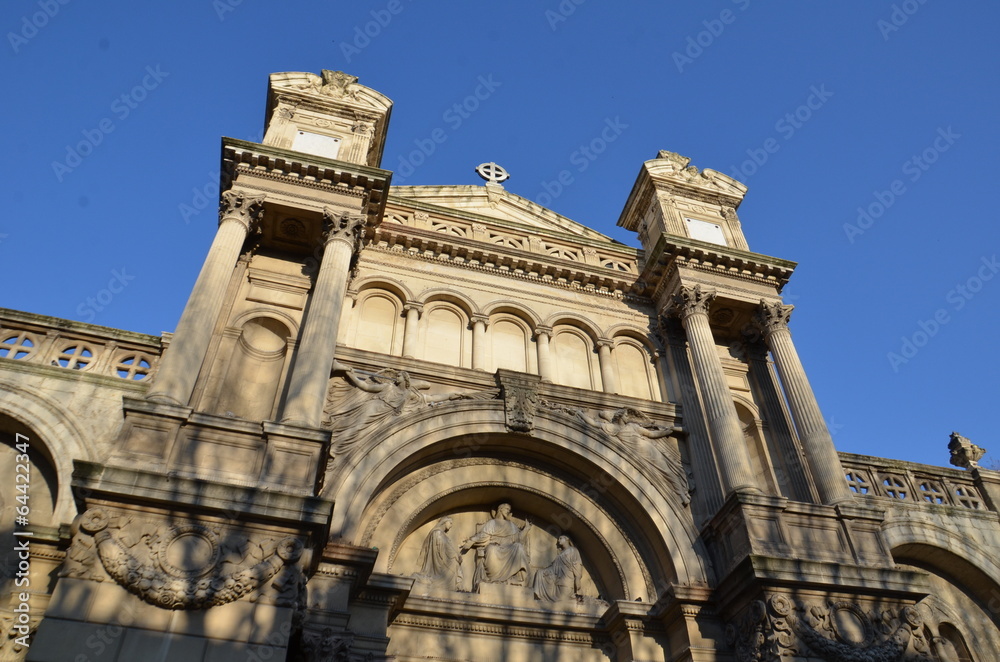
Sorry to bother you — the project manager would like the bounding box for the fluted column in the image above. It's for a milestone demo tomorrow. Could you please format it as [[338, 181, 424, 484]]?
[[471, 315, 489, 371], [281, 208, 365, 428], [596, 339, 620, 394], [147, 190, 265, 406], [755, 300, 853, 504], [401, 303, 422, 359], [534, 326, 554, 382], [671, 285, 761, 495]]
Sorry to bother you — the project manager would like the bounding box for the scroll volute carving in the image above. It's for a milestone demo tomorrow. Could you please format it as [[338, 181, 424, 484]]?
[[219, 189, 266, 232]]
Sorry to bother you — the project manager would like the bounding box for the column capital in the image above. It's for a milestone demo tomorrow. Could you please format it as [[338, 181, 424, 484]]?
[[219, 190, 266, 232], [657, 315, 687, 346], [470, 314, 490, 327], [403, 301, 424, 315], [321, 207, 366, 250], [596, 338, 616, 350], [669, 285, 716, 319], [754, 299, 794, 336], [533, 325, 553, 339]]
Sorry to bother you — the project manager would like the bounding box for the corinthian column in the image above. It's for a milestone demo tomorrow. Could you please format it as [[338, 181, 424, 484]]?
[[281, 208, 365, 428], [671, 285, 761, 495], [754, 300, 852, 504], [147, 190, 265, 406]]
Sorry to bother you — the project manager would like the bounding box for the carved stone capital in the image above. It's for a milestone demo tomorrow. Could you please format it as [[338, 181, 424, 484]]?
[[949, 431, 986, 469], [533, 325, 553, 340], [403, 301, 424, 316], [470, 314, 490, 328], [595, 338, 615, 351], [670, 285, 716, 319], [321, 207, 366, 251], [657, 315, 687, 345], [754, 299, 794, 336], [219, 190, 266, 232]]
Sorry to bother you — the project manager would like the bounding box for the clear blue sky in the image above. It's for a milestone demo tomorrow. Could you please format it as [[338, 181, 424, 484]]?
[[2, 1, 998, 468]]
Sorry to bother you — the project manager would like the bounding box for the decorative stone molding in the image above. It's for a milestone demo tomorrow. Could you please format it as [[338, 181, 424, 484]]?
[[726, 595, 934, 662], [948, 431, 986, 469], [754, 299, 794, 336], [670, 285, 716, 319], [69, 508, 305, 610], [298, 626, 363, 662], [498, 371, 541, 433], [219, 189, 266, 232]]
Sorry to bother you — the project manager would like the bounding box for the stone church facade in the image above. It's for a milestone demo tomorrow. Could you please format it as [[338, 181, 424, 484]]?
[[2, 70, 999, 661]]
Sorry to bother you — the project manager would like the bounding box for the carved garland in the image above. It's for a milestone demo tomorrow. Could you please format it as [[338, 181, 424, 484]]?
[[726, 594, 934, 662], [75, 508, 304, 610]]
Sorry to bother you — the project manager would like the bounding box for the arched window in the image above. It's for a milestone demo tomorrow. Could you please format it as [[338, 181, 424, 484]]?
[[490, 318, 529, 373], [354, 292, 401, 355], [614, 340, 656, 400], [423, 305, 466, 368], [552, 328, 594, 390]]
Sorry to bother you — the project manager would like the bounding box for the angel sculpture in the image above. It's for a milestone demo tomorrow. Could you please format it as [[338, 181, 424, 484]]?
[[322, 364, 495, 463], [412, 517, 463, 592], [564, 407, 690, 506]]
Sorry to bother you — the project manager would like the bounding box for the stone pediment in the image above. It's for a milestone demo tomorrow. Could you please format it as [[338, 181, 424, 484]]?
[[389, 185, 616, 242], [646, 151, 747, 199], [268, 70, 392, 112]]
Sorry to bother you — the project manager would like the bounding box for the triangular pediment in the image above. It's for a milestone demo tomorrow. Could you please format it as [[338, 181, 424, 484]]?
[[388, 184, 616, 242]]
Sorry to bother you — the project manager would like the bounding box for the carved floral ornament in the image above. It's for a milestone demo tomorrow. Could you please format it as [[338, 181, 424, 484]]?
[[62, 508, 305, 610], [754, 299, 794, 336], [726, 594, 945, 662], [322, 207, 367, 250], [670, 284, 717, 318], [219, 190, 266, 232]]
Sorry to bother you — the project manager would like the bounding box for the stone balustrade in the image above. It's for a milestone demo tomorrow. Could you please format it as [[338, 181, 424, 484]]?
[[840, 451, 991, 511]]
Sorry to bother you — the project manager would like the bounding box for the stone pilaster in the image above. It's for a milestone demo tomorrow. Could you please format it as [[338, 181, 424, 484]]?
[[281, 208, 364, 428], [754, 300, 852, 504], [670, 285, 760, 496], [147, 190, 265, 406]]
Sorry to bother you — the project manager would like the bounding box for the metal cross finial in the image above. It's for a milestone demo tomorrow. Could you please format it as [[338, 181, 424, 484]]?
[[475, 162, 510, 185]]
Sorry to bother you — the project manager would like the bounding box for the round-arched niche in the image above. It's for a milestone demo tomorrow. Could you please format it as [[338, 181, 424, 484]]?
[[355, 443, 680, 603], [387, 489, 615, 601]]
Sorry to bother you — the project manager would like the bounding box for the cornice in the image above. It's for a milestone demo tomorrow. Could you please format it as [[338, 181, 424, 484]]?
[[642, 235, 796, 301], [221, 137, 392, 226], [369, 224, 640, 300]]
